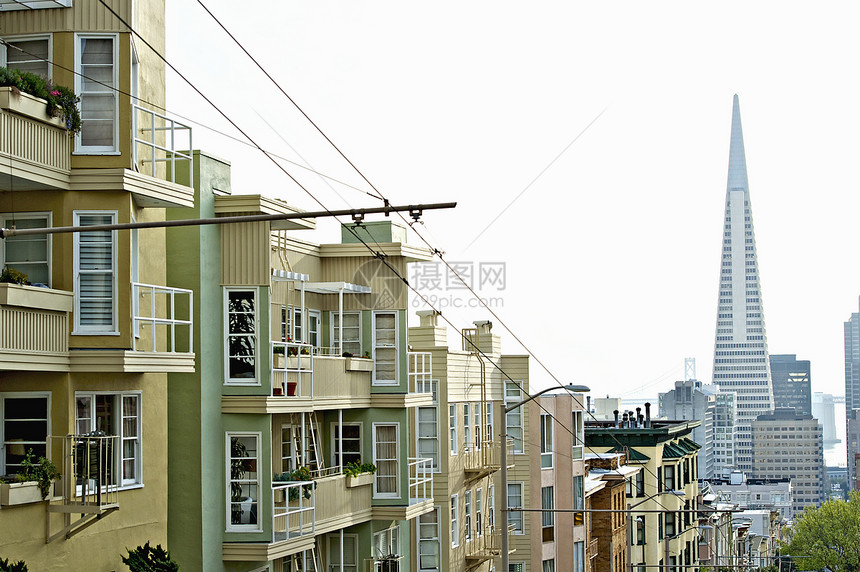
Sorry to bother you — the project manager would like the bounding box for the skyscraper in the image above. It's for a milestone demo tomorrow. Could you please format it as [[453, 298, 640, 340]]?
[[845, 297, 860, 481], [711, 95, 774, 472], [770, 354, 812, 415]]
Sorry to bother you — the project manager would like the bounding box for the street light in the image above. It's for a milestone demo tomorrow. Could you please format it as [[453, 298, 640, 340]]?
[[500, 383, 590, 572]]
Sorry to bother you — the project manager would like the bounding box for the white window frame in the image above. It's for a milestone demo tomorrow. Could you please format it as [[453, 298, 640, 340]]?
[[73, 210, 118, 335], [74, 33, 119, 155], [331, 422, 362, 468], [540, 414, 553, 469], [372, 311, 398, 386], [75, 391, 142, 487], [573, 541, 585, 572], [486, 402, 494, 447], [463, 403, 472, 452], [464, 489, 473, 542], [416, 381, 439, 471], [541, 485, 554, 542], [449, 404, 457, 455], [505, 382, 525, 454], [0, 392, 51, 475], [509, 563, 526, 572], [473, 402, 482, 450], [0, 211, 52, 288], [508, 482, 524, 534], [373, 526, 400, 559], [281, 424, 297, 474], [572, 410, 584, 460], [330, 310, 361, 355], [476, 488, 483, 537], [372, 422, 399, 499], [224, 287, 260, 385], [417, 506, 441, 572], [292, 306, 303, 343], [225, 431, 263, 532], [451, 494, 459, 548], [489, 485, 495, 530], [0, 34, 52, 80], [307, 308, 321, 350]]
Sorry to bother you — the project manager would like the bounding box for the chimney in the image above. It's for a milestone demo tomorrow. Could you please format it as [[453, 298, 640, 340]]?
[[636, 407, 642, 428], [586, 395, 592, 413], [622, 412, 629, 427], [644, 402, 651, 428], [614, 410, 619, 428]]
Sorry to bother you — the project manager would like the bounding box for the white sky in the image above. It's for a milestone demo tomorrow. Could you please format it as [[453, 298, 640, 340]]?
[[165, 1, 860, 399]]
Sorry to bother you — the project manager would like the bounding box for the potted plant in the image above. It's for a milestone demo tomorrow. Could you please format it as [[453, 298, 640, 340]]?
[[344, 461, 376, 488], [0, 66, 81, 134], [0, 449, 60, 506], [274, 466, 315, 502], [0, 268, 28, 286]]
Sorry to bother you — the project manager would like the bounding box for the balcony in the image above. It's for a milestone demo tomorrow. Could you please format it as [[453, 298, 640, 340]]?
[[0, 87, 71, 191], [0, 283, 72, 371], [464, 439, 506, 481], [46, 434, 120, 542], [465, 524, 503, 568]]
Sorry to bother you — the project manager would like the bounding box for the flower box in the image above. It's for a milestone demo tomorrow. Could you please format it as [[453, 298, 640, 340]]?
[[345, 357, 373, 372], [0, 86, 65, 129], [346, 473, 373, 488], [273, 354, 285, 369], [0, 481, 50, 506]]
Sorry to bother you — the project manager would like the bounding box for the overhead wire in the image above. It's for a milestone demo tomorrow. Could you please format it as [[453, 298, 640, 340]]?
[[189, 0, 690, 503]]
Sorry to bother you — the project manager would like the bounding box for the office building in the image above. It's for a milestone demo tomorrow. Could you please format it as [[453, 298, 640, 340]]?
[[846, 297, 860, 481], [658, 380, 716, 478], [769, 354, 812, 415], [711, 95, 774, 471]]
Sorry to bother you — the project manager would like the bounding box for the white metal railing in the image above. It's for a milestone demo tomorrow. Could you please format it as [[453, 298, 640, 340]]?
[[272, 481, 315, 542], [50, 433, 119, 509], [408, 457, 433, 503], [132, 104, 193, 185], [408, 352, 433, 394], [133, 282, 193, 352], [271, 341, 314, 397]]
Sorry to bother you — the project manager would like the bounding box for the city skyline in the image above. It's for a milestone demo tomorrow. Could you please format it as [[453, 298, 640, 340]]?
[[165, 2, 860, 399]]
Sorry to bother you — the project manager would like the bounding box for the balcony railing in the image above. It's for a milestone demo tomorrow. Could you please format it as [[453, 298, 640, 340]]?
[[272, 481, 315, 543], [132, 282, 193, 352], [0, 284, 71, 361], [132, 104, 193, 186], [465, 524, 503, 562], [464, 439, 503, 476], [271, 341, 314, 397], [408, 457, 433, 504]]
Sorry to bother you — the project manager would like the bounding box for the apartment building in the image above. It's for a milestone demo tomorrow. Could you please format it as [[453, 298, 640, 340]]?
[[0, 1, 196, 569], [706, 471, 793, 521], [164, 158, 437, 572], [526, 393, 589, 572], [586, 413, 701, 572], [406, 313, 529, 572], [584, 453, 640, 572]]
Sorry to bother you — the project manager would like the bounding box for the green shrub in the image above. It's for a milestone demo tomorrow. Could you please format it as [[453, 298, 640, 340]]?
[[121, 542, 179, 572], [344, 461, 376, 478], [16, 449, 60, 499], [0, 268, 28, 285], [0, 66, 82, 135], [0, 557, 28, 572]]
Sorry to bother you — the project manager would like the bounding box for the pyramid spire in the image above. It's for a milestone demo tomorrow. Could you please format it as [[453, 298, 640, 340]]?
[[726, 94, 749, 193]]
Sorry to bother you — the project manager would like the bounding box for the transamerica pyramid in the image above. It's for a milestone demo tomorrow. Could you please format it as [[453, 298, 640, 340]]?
[[711, 95, 773, 473]]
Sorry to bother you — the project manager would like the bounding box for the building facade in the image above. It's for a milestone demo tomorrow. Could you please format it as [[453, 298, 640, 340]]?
[[769, 354, 812, 415], [710, 386, 737, 478], [586, 416, 702, 572], [751, 408, 825, 514], [658, 380, 716, 479], [846, 297, 860, 484], [0, 1, 195, 569], [812, 392, 839, 446], [706, 471, 793, 521], [711, 95, 774, 472]]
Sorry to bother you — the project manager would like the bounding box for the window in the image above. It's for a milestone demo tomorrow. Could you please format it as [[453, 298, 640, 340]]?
[[227, 433, 261, 530], [508, 483, 523, 534], [540, 414, 553, 468], [449, 404, 457, 455], [476, 488, 483, 537], [635, 516, 646, 545], [417, 382, 439, 470], [473, 403, 482, 450], [573, 541, 585, 572], [73, 211, 117, 333], [373, 312, 397, 385], [75, 35, 118, 152], [0, 213, 51, 286], [509, 564, 525, 572], [464, 490, 473, 541], [292, 307, 303, 343], [224, 288, 258, 384], [281, 306, 289, 342], [571, 410, 584, 460], [451, 495, 459, 547], [76, 393, 140, 486], [331, 311, 361, 355], [332, 423, 362, 467], [486, 402, 494, 446], [488, 485, 495, 530], [635, 471, 645, 497], [373, 526, 399, 558], [418, 508, 440, 571], [665, 511, 676, 537], [463, 403, 471, 451], [281, 425, 297, 473], [1, 393, 49, 474], [573, 475, 584, 525], [664, 465, 675, 491], [505, 382, 524, 454], [373, 423, 399, 498], [542, 560, 555, 572], [541, 486, 554, 542], [327, 534, 358, 572], [1, 36, 50, 79]]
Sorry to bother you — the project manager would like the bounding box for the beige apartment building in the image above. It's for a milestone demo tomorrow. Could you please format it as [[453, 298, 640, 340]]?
[[407, 312, 529, 572]]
